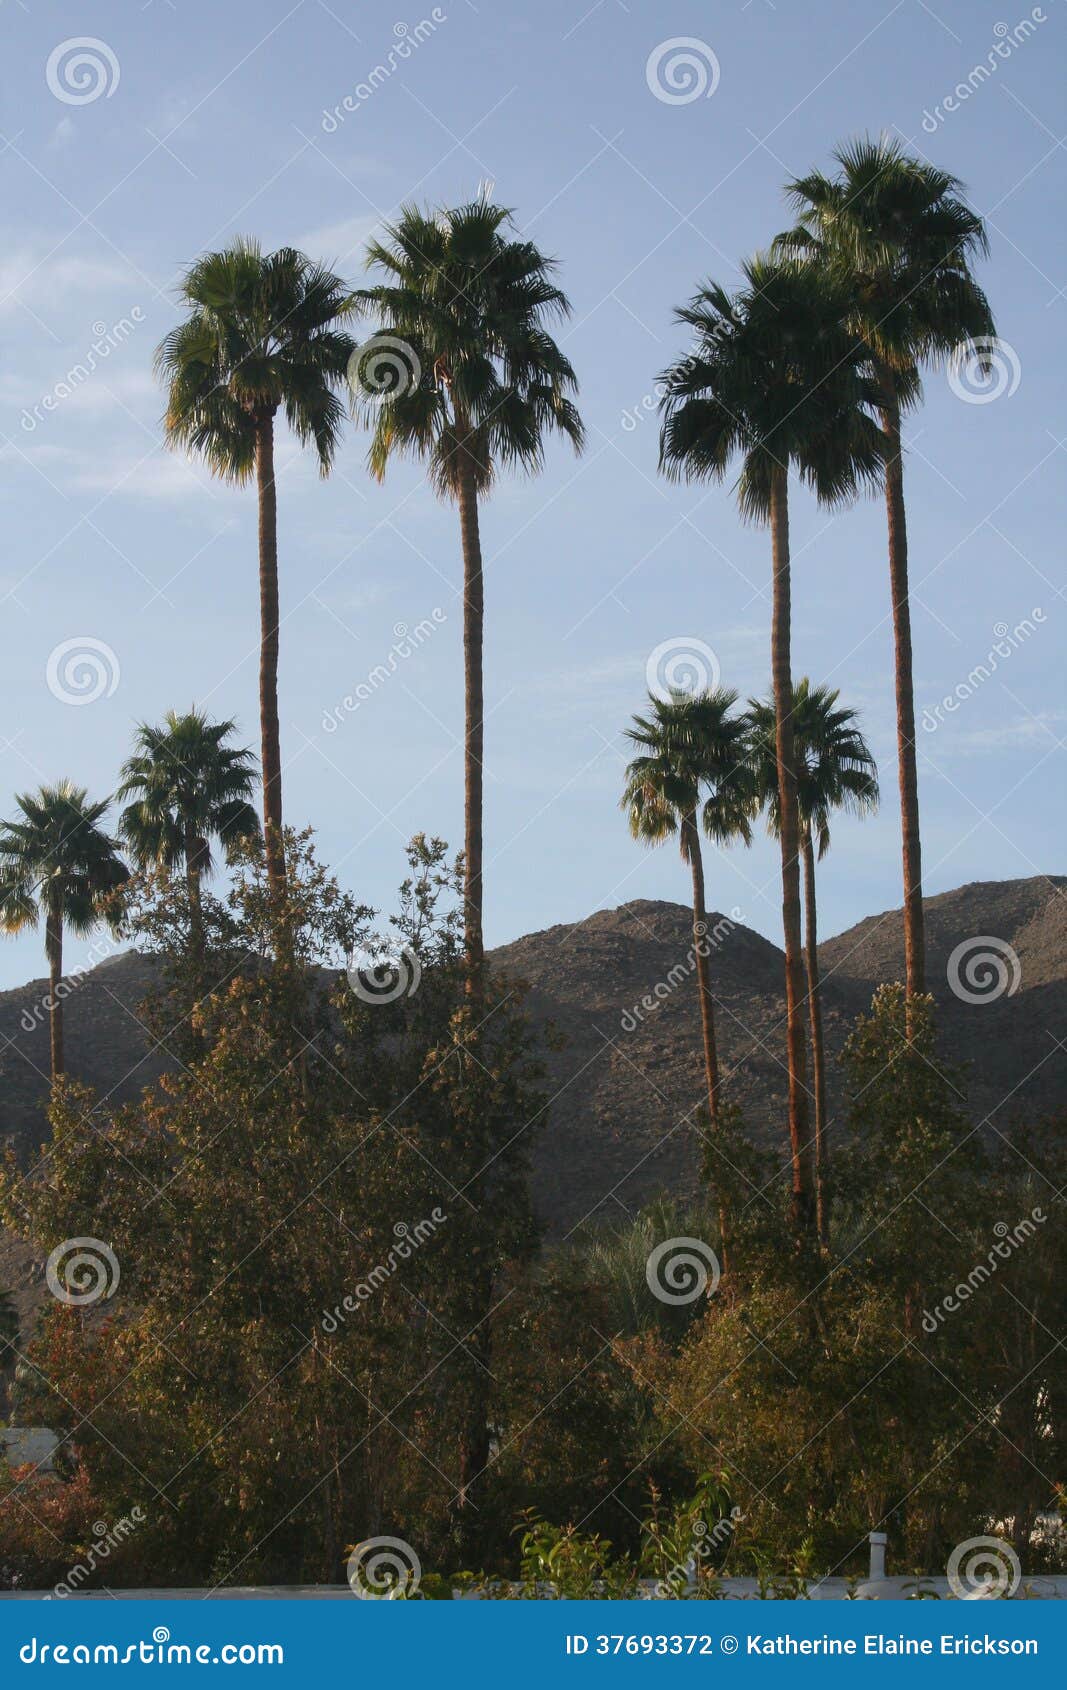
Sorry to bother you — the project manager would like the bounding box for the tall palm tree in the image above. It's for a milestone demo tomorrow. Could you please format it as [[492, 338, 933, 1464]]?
[[0, 783, 129, 1078], [155, 240, 355, 901], [352, 194, 584, 1000], [747, 682, 879, 1247], [116, 709, 261, 954], [659, 258, 884, 1235], [775, 137, 994, 1013], [622, 688, 754, 1270]]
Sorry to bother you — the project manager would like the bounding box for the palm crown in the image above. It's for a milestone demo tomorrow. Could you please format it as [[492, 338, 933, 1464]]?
[[621, 689, 755, 857], [774, 135, 995, 395], [0, 782, 129, 948], [747, 680, 879, 856], [116, 709, 261, 878], [352, 194, 584, 493], [155, 238, 356, 479], [658, 255, 886, 516]]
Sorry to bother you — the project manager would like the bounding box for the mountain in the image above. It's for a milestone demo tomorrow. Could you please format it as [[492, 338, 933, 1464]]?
[[0, 878, 1063, 1314]]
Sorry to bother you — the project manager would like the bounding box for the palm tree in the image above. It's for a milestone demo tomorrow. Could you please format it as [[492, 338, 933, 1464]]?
[[116, 709, 261, 954], [659, 258, 884, 1235], [621, 688, 754, 1136], [352, 193, 584, 1000], [155, 240, 355, 901], [775, 137, 994, 1012], [0, 783, 129, 1078], [747, 682, 879, 1247]]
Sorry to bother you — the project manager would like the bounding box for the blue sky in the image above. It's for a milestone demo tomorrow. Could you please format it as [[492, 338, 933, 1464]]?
[[0, 0, 1063, 988]]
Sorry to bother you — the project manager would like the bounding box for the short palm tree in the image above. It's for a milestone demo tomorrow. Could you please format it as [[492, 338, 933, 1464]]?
[[0, 783, 129, 1078], [622, 688, 754, 1264], [116, 709, 261, 953], [747, 682, 878, 1247], [775, 137, 994, 1012], [155, 240, 355, 900], [352, 194, 584, 999], [659, 258, 884, 1234]]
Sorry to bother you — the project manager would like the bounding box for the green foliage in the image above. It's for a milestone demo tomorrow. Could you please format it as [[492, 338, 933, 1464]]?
[[352, 192, 583, 495], [0, 832, 541, 1586], [0, 782, 129, 955], [155, 239, 355, 480]]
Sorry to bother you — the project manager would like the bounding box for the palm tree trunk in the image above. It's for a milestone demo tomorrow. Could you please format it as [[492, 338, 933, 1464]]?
[[682, 813, 720, 1122], [879, 372, 925, 1015], [769, 465, 813, 1236], [802, 831, 828, 1251], [682, 809, 729, 1272], [45, 910, 64, 1079], [455, 452, 485, 1002], [185, 826, 204, 959], [256, 409, 285, 902]]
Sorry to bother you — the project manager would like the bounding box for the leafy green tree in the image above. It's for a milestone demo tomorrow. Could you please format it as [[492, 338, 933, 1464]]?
[[117, 709, 260, 957], [352, 194, 583, 999], [659, 259, 883, 1234], [621, 687, 753, 1259], [0, 832, 540, 1583], [747, 681, 878, 1245], [0, 783, 128, 1077], [155, 241, 355, 900], [776, 138, 995, 1011]]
